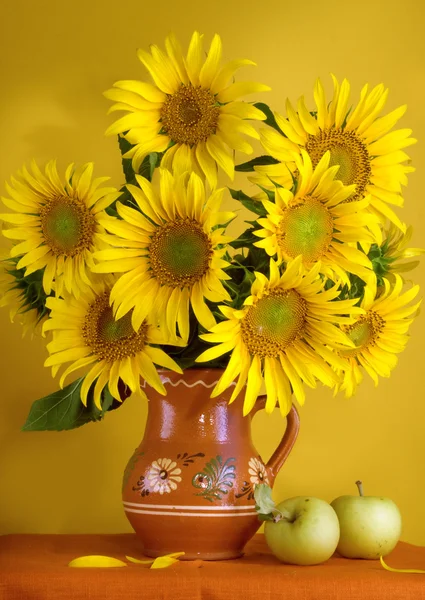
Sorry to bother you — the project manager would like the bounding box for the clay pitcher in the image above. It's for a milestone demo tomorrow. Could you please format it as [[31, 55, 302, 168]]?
[[122, 369, 300, 560]]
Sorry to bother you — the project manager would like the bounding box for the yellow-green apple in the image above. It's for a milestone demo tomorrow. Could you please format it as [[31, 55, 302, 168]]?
[[264, 496, 340, 565], [331, 481, 402, 559]]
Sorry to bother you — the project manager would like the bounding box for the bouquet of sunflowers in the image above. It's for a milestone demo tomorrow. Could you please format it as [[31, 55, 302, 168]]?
[[0, 32, 422, 431]]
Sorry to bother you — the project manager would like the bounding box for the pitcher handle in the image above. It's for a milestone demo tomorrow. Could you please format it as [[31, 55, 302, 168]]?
[[253, 397, 300, 480]]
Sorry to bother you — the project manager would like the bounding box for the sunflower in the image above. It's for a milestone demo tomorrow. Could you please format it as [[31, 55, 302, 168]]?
[[336, 274, 421, 397], [196, 257, 364, 416], [253, 150, 378, 285], [0, 161, 120, 298], [105, 31, 270, 189], [258, 76, 416, 231], [374, 222, 425, 280], [92, 169, 234, 341], [0, 250, 46, 336], [43, 279, 182, 408]]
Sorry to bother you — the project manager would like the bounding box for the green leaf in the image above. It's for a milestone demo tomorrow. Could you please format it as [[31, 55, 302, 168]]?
[[367, 242, 395, 284], [138, 155, 152, 182], [117, 136, 163, 184], [257, 185, 276, 201], [22, 378, 116, 432], [118, 136, 136, 184], [228, 234, 269, 274], [229, 228, 258, 250], [139, 152, 163, 182], [235, 155, 279, 173], [149, 152, 161, 179], [254, 102, 284, 134], [229, 188, 267, 216], [4, 258, 49, 324], [257, 512, 275, 522], [254, 483, 276, 515], [224, 264, 256, 309]]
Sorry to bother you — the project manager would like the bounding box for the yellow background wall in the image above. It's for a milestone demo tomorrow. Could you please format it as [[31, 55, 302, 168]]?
[[1, 0, 424, 544]]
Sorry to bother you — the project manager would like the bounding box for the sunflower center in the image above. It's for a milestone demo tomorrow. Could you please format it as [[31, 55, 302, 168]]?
[[241, 289, 307, 358], [40, 196, 96, 257], [276, 197, 333, 263], [82, 291, 148, 361], [305, 129, 372, 202], [341, 310, 385, 358], [160, 85, 220, 146], [149, 218, 213, 287]]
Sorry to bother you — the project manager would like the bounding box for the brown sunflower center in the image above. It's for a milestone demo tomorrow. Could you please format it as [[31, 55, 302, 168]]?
[[82, 291, 148, 361], [160, 85, 220, 146], [276, 196, 333, 263], [40, 196, 96, 257], [241, 289, 307, 358], [149, 218, 213, 287], [341, 310, 385, 358], [305, 129, 372, 202]]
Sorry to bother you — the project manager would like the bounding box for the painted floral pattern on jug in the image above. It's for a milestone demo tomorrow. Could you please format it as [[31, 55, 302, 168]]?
[[248, 457, 270, 486], [132, 451, 206, 497], [235, 456, 269, 500], [192, 455, 236, 502], [146, 458, 182, 494]]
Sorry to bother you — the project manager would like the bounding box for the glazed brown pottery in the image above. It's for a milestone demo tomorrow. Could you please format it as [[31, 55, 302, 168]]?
[[122, 369, 300, 560]]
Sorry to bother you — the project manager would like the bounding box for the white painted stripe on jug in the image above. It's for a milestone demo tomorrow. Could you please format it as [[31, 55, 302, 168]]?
[[124, 507, 256, 517], [123, 501, 256, 511]]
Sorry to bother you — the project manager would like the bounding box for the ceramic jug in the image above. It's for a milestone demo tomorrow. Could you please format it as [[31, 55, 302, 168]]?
[[122, 369, 300, 560]]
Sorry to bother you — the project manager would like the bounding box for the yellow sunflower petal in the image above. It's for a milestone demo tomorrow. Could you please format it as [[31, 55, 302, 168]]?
[[199, 33, 222, 88], [264, 356, 278, 413], [186, 31, 204, 86], [80, 361, 106, 406], [68, 555, 127, 568], [144, 346, 182, 374], [206, 135, 234, 180], [190, 281, 216, 330], [211, 60, 256, 94], [243, 355, 263, 416], [137, 352, 166, 395], [217, 82, 270, 103]]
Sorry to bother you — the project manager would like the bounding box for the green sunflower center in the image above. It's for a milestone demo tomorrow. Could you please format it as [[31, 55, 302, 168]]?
[[40, 196, 96, 257], [149, 218, 213, 287], [305, 129, 372, 202], [82, 291, 148, 361], [160, 85, 220, 146], [276, 197, 333, 263], [341, 310, 385, 358], [241, 289, 307, 358]]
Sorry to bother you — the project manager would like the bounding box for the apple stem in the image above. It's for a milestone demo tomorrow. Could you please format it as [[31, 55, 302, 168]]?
[[273, 507, 293, 523], [355, 480, 364, 497]]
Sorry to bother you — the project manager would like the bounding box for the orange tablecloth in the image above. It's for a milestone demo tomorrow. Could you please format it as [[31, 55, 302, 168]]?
[[0, 534, 424, 600]]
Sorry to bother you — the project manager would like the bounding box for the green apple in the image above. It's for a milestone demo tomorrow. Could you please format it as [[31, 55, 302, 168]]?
[[331, 481, 402, 559], [264, 496, 340, 565]]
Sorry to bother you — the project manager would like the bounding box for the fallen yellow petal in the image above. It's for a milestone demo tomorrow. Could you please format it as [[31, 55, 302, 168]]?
[[125, 551, 185, 565], [68, 555, 127, 568], [380, 555, 425, 574], [150, 556, 180, 569]]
